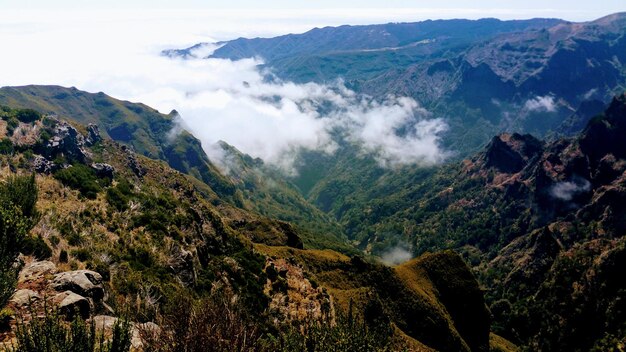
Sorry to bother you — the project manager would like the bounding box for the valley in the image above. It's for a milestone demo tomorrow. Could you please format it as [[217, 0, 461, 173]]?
[[0, 8, 625, 352]]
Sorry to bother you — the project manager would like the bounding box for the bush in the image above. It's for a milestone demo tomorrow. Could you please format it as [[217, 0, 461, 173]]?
[[21, 235, 52, 260], [59, 250, 69, 263], [8, 307, 132, 352], [0, 174, 38, 307], [14, 109, 42, 123], [263, 311, 394, 352], [54, 165, 104, 199]]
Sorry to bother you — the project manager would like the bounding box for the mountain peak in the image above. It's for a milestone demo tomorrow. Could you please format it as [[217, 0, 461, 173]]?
[[483, 133, 544, 173]]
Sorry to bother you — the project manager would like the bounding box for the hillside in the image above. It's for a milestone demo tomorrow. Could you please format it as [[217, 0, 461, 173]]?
[[0, 104, 511, 351], [0, 85, 348, 252], [328, 94, 626, 350]]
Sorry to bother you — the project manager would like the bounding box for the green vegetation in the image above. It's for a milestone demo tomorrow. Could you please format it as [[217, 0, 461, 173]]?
[[264, 309, 394, 352], [0, 174, 38, 308], [54, 164, 110, 199], [7, 308, 132, 352]]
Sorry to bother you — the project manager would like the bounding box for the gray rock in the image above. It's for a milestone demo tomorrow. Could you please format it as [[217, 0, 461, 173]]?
[[18, 261, 57, 283], [122, 146, 145, 177], [51, 270, 104, 300], [91, 163, 115, 178], [46, 120, 91, 163], [33, 155, 56, 173], [10, 289, 41, 307], [86, 124, 102, 146], [54, 291, 90, 320]]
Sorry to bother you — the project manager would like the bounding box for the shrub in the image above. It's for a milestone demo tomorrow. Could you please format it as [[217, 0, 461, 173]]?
[[70, 248, 92, 262], [54, 165, 103, 199], [8, 307, 132, 352], [0, 138, 13, 155], [21, 235, 52, 260], [14, 109, 42, 123], [0, 174, 38, 307], [262, 310, 394, 352], [59, 250, 69, 263]]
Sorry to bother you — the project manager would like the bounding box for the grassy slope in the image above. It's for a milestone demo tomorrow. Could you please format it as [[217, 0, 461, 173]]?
[[0, 85, 351, 252]]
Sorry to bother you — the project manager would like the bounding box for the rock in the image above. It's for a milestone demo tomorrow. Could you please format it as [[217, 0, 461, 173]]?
[[132, 322, 160, 349], [86, 124, 102, 146], [46, 120, 91, 163], [33, 155, 56, 173], [91, 163, 115, 178], [18, 261, 57, 283], [124, 147, 145, 177], [10, 289, 41, 307], [92, 315, 119, 333], [54, 291, 90, 320], [51, 270, 104, 300]]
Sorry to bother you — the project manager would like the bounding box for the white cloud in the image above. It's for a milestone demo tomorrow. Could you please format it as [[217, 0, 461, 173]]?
[[524, 95, 557, 112], [380, 244, 414, 265], [550, 177, 591, 201], [0, 10, 448, 173]]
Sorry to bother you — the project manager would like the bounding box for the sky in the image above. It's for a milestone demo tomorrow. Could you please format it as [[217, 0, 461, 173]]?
[[1, 0, 624, 22], [0, 1, 623, 171]]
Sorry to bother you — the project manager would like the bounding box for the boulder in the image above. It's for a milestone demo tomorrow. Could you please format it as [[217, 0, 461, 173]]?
[[10, 289, 41, 307], [54, 291, 90, 320], [51, 270, 104, 300], [91, 163, 115, 178], [92, 315, 119, 333], [18, 261, 57, 283], [132, 322, 160, 349]]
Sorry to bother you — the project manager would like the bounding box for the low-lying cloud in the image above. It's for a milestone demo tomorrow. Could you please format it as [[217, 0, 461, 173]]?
[[380, 244, 414, 265], [550, 177, 591, 201], [524, 95, 557, 112], [0, 10, 448, 173]]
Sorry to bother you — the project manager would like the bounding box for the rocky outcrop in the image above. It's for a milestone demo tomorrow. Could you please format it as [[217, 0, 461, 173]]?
[[18, 261, 57, 283], [122, 145, 146, 177], [91, 163, 115, 178], [54, 291, 90, 320], [51, 270, 104, 300], [10, 289, 41, 307], [46, 120, 91, 163], [85, 123, 102, 146], [33, 155, 56, 173]]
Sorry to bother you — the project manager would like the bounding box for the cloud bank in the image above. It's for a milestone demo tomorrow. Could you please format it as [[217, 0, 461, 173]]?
[[0, 10, 448, 172]]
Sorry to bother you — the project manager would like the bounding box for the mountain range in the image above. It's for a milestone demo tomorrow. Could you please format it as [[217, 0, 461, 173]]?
[[1, 11, 626, 352]]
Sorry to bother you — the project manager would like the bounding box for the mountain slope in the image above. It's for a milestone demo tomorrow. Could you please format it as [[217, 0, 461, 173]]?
[[0, 105, 509, 351], [336, 93, 626, 350], [0, 85, 349, 251]]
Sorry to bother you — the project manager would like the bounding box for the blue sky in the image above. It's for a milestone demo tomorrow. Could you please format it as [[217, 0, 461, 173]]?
[[2, 0, 624, 21]]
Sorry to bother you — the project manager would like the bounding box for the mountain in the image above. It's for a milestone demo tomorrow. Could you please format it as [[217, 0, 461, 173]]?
[[0, 104, 512, 351], [0, 85, 348, 251], [332, 94, 626, 350], [172, 13, 626, 154]]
